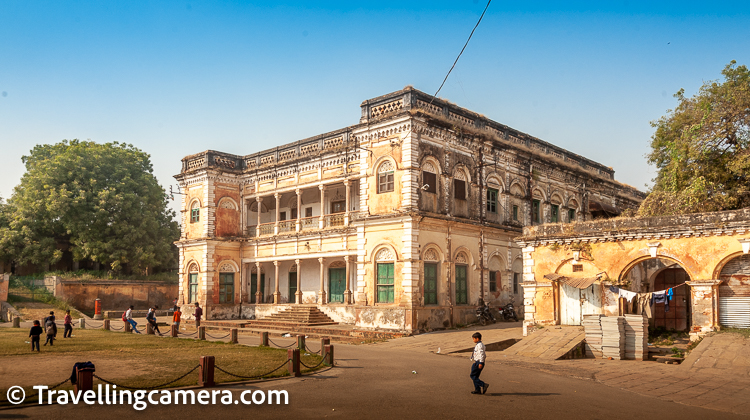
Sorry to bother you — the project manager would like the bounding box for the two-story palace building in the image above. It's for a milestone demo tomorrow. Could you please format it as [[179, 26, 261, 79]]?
[[174, 87, 644, 332]]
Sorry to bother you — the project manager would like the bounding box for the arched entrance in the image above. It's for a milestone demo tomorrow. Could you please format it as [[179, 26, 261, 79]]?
[[621, 257, 691, 332], [653, 268, 690, 331], [717, 254, 750, 328]]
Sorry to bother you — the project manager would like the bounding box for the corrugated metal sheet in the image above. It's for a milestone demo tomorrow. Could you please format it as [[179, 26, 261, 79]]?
[[543, 273, 599, 289], [719, 297, 750, 328]]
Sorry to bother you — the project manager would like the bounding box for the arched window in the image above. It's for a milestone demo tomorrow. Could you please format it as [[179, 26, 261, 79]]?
[[377, 161, 395, 193], [188, 264, 199, 303], [455, 252, 468, 304], [422, 162, 437, 194], [423, 248, 440, 305], [218, 262, 235, 304], [454, 170, 467, 200], [375, 248, 395, 303], [190, 200, 200, 223]]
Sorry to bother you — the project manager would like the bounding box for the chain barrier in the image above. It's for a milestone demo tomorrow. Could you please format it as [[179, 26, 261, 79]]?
[[215, 359, 290, 380], [178, 331, 198, 336], [300, 358, 327, 370], [305, 344, 321, 354], [205, 332, 231, 340], [268, 338, 296, 348], [110, 325, 125, 330], [93, 365, 200, 390], [87, 322, 104, 328]]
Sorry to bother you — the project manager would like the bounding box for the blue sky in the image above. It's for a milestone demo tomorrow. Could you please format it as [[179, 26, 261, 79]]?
[[1, 1, 749, 221]]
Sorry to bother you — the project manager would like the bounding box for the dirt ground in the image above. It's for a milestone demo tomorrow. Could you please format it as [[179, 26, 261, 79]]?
[[13, 301, 62, 322]]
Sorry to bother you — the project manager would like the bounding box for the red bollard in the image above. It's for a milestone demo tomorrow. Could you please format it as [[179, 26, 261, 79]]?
[[324, 344, 334, 367], [94, 298, 103, 320], [287, 348, 301, 377], [199, 356, 215, 387], [74, 367, 95, 393]]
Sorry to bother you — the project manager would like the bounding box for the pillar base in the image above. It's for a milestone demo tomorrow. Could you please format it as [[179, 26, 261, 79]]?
[[255, 292, 263, 304], [295, 291, 303, 304], [93, 314, 103, 320], [343, 290, 352, 305], [273, 292, 281, 304], [319, 291, 327, 305]]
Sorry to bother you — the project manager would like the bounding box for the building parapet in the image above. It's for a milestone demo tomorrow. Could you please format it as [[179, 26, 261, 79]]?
[[516, 208, 750, 245]]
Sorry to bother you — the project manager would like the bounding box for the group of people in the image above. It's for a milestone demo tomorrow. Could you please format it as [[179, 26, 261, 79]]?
[[121, 300, 202, 336], [27, 310, 74, 352]]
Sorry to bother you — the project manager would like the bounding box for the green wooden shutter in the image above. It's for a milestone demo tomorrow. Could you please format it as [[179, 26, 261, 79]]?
[[424, 263, 438, 305], [456, 265, 467, 304], [377, 263, 395, 303]]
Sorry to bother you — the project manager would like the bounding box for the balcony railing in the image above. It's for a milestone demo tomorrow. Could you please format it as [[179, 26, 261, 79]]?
[[325, 213, 345, 228], [258, 222, 275, 236], [246, 225, 257, 237], [278, 220, 295, 233], [300, 216, 317, 231]]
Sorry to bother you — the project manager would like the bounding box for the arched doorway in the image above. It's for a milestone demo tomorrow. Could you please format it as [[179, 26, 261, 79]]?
[[621, 257, 691, 332], [653, 268, 690, 331], [718, 254, 750, 328]]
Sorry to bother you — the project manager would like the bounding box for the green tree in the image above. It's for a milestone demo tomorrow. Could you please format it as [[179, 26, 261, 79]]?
[[639, 61, 750, 216], [0, 140, 179, 273]]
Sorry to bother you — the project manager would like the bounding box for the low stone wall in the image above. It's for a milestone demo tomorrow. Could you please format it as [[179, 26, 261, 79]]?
[[47, 277, 178, 313], [1, 301, 21, 322]]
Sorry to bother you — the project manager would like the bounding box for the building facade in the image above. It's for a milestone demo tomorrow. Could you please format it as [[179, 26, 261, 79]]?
[[516, 208, 750, 339], [174, 87, 644, 333]]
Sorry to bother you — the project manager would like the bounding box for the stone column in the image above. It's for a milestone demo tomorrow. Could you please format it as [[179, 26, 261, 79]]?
[[686, 280, 722, 340], [255, 262, 263, 304], [318, 257, 327, 304], [318, 185, 326, 229], [295, 259, 302, 304], [344, 255, 352, 304], [295, 189, 302, 232], [273, 261, 281, 304], [274, 193, 280, 235], [344, 180, 351, 226], [256, 197, 263, 236]]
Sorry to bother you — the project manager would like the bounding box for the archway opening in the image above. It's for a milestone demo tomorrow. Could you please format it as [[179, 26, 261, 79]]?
[[621, 258, 691, 332]]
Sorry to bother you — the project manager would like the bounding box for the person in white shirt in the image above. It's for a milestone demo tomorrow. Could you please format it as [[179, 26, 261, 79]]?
[[470, 332, 489, 394], [125, 305, 141, 334]]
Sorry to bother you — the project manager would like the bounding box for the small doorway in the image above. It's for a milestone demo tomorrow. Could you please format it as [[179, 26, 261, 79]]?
[[329, 267, 345, 303], [560, 283, 601, 326], [289, 271, 297, 303], [653, 268, 690, 331], [250, 273, 265, 303]]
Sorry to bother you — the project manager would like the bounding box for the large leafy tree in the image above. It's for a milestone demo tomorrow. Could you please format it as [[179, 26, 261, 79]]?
[[639, 61, 750, 216], [0, 140, 179, 273]]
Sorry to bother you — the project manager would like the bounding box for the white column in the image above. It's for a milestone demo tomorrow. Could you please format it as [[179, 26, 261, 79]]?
[[344, 180, 351, 226], [296, 189, 302, 232], [255, 262, 262, 304], [318, 185, 326, 229], [274, 193, 280, 235], [318, 257, 327, 304], [344, 255, 352, 304], [295, 259, 302, 304], [273, 261, 281, 304], [256, 197, 263, 236]]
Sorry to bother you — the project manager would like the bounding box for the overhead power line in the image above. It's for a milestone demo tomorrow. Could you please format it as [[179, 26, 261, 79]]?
[[432, 0, 492, 101]]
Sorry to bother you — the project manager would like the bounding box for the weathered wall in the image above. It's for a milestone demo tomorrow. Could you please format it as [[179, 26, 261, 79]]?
[[0, 273, 9, 302], [56, 280, 178, 312]]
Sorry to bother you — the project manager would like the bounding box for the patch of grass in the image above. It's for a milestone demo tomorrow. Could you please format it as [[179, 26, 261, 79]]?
[[686, 336, 703, 353], [715, 327, 750, 339], [8, 286, 83, 319], [39, 270, 178, 283], [0, 328, 323, 395]]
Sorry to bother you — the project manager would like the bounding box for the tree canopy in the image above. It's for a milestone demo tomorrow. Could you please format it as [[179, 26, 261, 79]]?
[[0, 140, 179, 273], [639, 61, 750, 216]]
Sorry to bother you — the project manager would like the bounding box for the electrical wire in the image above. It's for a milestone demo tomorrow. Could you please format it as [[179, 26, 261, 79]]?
[[432, 0, 492, 102]]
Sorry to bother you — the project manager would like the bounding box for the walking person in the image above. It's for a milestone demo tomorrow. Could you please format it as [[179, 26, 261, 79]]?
[[146, 306, 163, 335], [469, 332, 489, 395], [193, 302, 202, 326], [29, 320, 43, 352], [43, 311, 57, 339], [172, 297, 179, 312], [44, 320, 56, 346], [125, 305, 141, 334], [63, 310, 73, 338]]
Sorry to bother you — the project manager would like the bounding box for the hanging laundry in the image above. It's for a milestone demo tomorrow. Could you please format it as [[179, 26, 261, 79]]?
[[609, 286, 619, 294], [633, 292, 653, 318], [619, 289, 637, 302], [667, 288, 674, 301], [652, 291, 667, 305]]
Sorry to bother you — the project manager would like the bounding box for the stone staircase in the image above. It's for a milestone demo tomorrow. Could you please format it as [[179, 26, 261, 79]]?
[[246, 306, 338, 329]]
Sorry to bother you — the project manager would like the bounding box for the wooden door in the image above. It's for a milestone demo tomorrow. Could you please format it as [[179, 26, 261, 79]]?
[[328, 268, 345, 303], [560, 284, 582, 325], [654, 268, 689, 331], [289, 272, 297, 303], [250, 273, 265, 304]]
